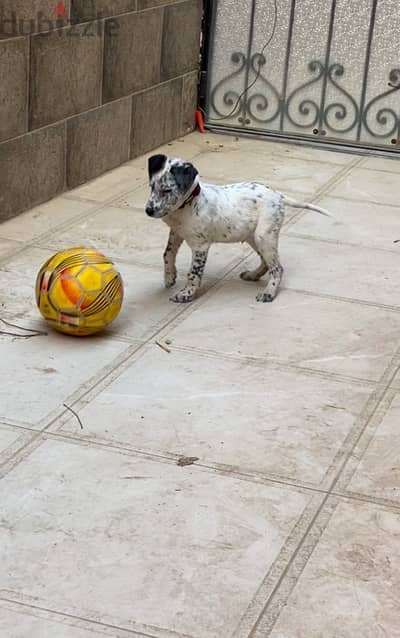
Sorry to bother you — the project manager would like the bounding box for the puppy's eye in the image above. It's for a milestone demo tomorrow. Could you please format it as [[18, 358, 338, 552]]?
[[161, 189, 172, 195]]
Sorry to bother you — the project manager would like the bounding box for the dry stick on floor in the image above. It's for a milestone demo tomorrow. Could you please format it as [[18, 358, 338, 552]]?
[[63, 403, 84, 430], [0, 317, 47, 338], [155, 340, 171, 353]]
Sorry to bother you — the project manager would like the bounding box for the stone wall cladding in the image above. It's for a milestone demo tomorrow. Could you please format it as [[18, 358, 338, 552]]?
[[0, 0, 201, 220]]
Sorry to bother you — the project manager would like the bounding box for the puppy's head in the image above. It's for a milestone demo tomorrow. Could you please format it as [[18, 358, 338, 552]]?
[[145, 154, 199, 218]]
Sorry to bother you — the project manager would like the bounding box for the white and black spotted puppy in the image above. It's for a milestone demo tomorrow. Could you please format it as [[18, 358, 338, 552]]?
[[145, 154, 330, 303]]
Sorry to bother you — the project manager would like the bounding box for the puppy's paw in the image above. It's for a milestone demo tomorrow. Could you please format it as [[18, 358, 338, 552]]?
[[256, 292, 274, 303], [164, 269, 177, 289], [170, 289, 195, 303]]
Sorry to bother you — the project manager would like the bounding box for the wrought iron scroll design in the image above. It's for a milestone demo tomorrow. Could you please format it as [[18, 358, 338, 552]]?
[[209, 52, 247, 118], [209, 53, 400, 141], [363, 69, 400, 139]]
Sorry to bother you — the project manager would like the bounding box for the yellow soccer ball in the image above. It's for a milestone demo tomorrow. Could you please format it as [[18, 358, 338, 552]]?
[[36, 247, 124, 336]]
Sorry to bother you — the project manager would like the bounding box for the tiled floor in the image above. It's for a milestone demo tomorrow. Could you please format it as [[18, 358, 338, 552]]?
[[0, 132, 399, 638]]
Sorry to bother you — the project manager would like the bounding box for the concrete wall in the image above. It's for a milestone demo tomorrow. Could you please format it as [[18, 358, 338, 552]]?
[[0, 0, 202, 221]]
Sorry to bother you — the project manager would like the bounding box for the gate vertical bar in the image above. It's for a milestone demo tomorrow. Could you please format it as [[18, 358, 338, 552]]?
[[318, 0, 337, 132], [241, 0, 258, 124], [279, 0, 296, 131], [356, 0, 378, 141], [203, 0, 218, 119]]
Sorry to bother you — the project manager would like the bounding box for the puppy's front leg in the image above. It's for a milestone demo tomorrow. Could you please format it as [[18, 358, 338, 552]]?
[[164, 230, 183, 288], [170, 248, 209, 303]]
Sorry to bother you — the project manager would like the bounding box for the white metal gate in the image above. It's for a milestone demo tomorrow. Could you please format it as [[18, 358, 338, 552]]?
[[203, 0, 400, 153]]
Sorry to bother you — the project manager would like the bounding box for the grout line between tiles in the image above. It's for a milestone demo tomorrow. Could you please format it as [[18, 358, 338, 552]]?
[[12, 427, 336, 500], [3, 417, 400, 518], [0, 144, 205, 266], [155, 342, 384, 388], [0, 432, 44, 479], [25, 35, 31, 135], [242, 496, 340, 638], [236, 343, 400, 637], [282, 230, 400, 255], [331, 488, 400, 512], [277, 285, 400, 312], [283, 156, 365, 230], [314, 192, 400, 208], [333, 385, 399, 494], [0, 596, 189, 638], [233, 490, 333, 638]]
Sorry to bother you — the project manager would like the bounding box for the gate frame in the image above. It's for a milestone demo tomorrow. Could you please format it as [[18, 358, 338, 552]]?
[[200, 0, 400, 159]]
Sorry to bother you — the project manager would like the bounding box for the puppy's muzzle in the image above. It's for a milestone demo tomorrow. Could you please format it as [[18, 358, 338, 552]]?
[[145, 204, 155, 217]]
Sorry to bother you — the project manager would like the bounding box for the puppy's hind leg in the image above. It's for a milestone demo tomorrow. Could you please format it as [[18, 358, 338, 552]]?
[[254, 232, 283, 302], [240, 237, 268, 282], [164, 229, 183, 288], [253, 204, 284, 302]]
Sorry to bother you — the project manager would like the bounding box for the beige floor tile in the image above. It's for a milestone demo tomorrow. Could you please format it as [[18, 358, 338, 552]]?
[[391, 367, 400, 390], [194, 132, 356, 165], [0, 424, 34, 464], [275, 236, 400, 306], [0, 330, 128, 427], [108, 262, 198, 341], [0, 247, 52, 321], [252, 141, 356, 166], [58, 345, 372, 486], [0, 197, 96, 243], [0, 438, 311, 638], [40, 206, 169, 265], [347, 393, 400, 503], [179, 131, 245, 155], [38, 206, 250, 277], [66, 137, 204, 204], [269, 499, 400, 638], [66, 165, 147, 204], [0, 604, 126, 638], [0, 246, 71, 322], [361, 156, 400, 173], [161, 134, 213, 159], [329, 167, 400, 205], [0, 238, 23, 260], [111, 184, 151, 211], [193, 150, 344, 196], [288, 196, 400, 251], [165, 285, 400, 382]]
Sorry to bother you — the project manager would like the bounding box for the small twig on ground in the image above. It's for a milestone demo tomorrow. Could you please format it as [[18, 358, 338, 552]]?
[[63, 403, 84, 430], [0, 317, 47, 338], [155, 340, 171, 353]]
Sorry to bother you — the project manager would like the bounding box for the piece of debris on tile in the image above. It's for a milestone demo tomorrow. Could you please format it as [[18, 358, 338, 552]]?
[[177, 456, 199, 467]]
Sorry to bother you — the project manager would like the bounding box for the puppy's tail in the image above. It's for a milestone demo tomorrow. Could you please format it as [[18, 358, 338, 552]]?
[[281, 194, 332, 217]]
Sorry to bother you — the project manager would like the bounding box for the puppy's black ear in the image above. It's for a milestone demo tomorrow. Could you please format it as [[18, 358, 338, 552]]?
[[148, 154, 167, 179], [171, 162, 198, 194]]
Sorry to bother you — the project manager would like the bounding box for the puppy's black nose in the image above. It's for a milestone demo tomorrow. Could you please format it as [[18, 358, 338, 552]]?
[[145, 205, 154, 217]]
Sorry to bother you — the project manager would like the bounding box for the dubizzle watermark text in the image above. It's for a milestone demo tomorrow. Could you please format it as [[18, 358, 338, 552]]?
[[0, 2, 120, 38]]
